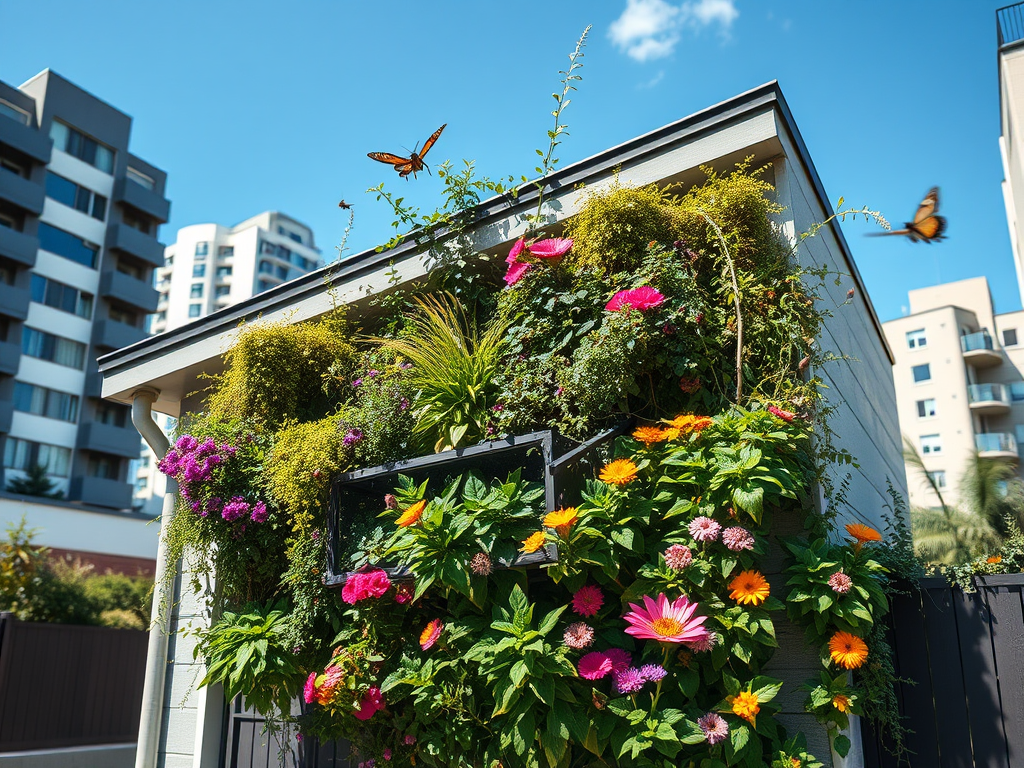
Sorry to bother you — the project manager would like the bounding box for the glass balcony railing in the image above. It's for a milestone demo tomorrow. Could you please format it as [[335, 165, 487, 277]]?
[[961, 330, 996, 353], [968, 383, 1009, 404], [976, 433, 1017, 454]]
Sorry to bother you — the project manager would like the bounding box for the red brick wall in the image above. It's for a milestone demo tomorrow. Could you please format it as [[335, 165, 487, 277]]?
[[48, 548, 156, 577]]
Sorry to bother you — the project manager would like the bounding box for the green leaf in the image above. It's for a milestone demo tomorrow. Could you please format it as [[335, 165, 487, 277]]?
[[834, 733, 851, 757]]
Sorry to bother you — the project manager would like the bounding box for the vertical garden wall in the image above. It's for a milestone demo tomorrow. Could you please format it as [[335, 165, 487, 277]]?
[[98, 83, 908, 768]]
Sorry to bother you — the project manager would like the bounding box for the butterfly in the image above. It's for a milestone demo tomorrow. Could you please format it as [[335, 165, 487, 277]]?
[[338, 200, 352, 209], [368, 124, 446, 179], [868, 187, 947, 243]]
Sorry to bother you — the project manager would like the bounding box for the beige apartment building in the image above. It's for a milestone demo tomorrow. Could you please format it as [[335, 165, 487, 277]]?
[[883, 277, 1024, 509]]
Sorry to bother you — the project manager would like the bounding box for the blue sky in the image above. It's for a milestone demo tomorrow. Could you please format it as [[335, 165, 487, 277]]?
[[1, 0, 1015, 322]]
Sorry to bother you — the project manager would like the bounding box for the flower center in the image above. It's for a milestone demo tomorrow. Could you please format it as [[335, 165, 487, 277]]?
[[651, 617, 684, 636]]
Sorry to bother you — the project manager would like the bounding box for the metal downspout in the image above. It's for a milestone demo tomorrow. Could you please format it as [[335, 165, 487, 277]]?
[[131, 387, 175, 768]]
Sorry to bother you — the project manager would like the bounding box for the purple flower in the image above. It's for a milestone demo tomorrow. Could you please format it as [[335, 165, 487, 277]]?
[[721, 526, 755, 552], [697, 712, 729, 745], [368, 370, 380, 378], [689, 516, 721, 543], [664, 544, 693, 570], [491, 404, 504, 412], [403, 735, 416, 746], [399, 398, 410, 411], [175, 435, 198, 452], [343, 428, 364, 447], [352, 379, 363, 388], [250, 501, 269, 523], [613, 667, 646, 695], [222, 496, 250, 522], [638, 664, 667, 683], [399, 362, 413, 370]]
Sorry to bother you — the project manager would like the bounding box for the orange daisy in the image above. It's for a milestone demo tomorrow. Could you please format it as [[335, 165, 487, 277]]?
[[727, 690, 760, 726], [669, 414, 713, 433], [844, 522, 882, 544], [599, 459, 639, 486], [832, 694, 851, 713], [520, 531, 546, 554], [728, 570, 771, 606], [543, 507, 579, 537], [632, 426, 668, 446], [829, 631, 868, 669], [396, 499, 427, 527], [662, 427, 681, 441]]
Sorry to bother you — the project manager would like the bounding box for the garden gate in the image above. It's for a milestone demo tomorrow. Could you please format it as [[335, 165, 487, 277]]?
[[862, 574, 1024, 768]]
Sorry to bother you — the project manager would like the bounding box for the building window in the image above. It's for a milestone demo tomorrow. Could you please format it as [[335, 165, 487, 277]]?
[[218, 246, 234, 257], [216, 266, 232, 277], [3, 438, 72, 477], [123, 211, 152, 235], [261, 241, 276, 255], [30, 274, 93, 319], [96, 402, 128, 427], [928, 470, 947, 489], [215, 286, 230, 297], [912, 363, 931, 383], [21, 327, 86, 369], [277, 245, 292, 261], [116, 260, 146, 280], [13, 382, 79, 422], [87, 455, 121, 480], [916, 398, 937, 418], [257, 279, 273, 293], [1011, 382, 1024, 402], [195, 242, 209, 258], [258, 260, 273, 274], [156, 311, 167, 323], [126, 166, 155, 191], [906, 329, 927, 349], [37, 222, 99, 269], [49, 120, 114, 173], [193, 263, 206, 278], [276, 265, 288, 280], [44, 172, 107, 221], [1004, 328, 1019, 347], [188, 304, 202, 318], [0, 99, 31, 125], [136, 476, 149, 491], [921, 434, 942, 455], [108, 306, 138, 326], [190, 283, 204, 299]]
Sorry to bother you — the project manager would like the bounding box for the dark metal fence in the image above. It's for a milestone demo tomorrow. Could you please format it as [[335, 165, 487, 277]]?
[[999, 3, 1024, 47], [222, 697, 349, 768], [862, 575, 1024, 768], [0, 612, 149, 751]]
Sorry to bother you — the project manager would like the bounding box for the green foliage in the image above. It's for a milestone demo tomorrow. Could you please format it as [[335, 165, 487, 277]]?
[[946, 517, 1024, 591], [4, 463, 63, 498], [84, 572, 153, 630], [196, 602, 303, 716]]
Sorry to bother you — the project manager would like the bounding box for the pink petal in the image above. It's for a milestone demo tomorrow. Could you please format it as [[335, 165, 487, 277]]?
[[507, 238, 526, 263], [504, 261, 532, 286], [528, 237, 573, 259], [605, 291, 629, 312]]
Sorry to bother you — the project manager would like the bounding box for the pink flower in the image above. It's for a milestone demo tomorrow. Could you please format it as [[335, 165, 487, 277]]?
[[403, 735, 416, 745], [383, 749, 392, 762], [604, 648, 632, 673], [572, 585, 604, 617], [469, 552, 493, 576], [767, 404, 796, 422], [527, 237, 573, 259], [341, 569, 392, 604], [829, 570, 853, 595], [503, 260, 533, 286], [419, 619, 443, 650], [623, 593, 709, 645], [341, 573, 365, 604], [563, 622, 595, 649], [664, 544, 693, 570], [688, 516, 721, 543], [698, 712, 729, 745], [502, 237, 573, 286], [394, 583, 413, 604], [353, 687, 384, 721], [605, 286, 666, 312], [362, 569, 392, 598], [578, 651, 614, 680], [685, 630, 717, 653], [303, 672, 317, 704], [721, 526, 755, 552]]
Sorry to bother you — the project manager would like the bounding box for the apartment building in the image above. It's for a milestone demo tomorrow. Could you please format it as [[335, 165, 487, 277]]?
[[134, 212, 321, 512], [883, 277, 1024, 508], [0, 70, 168, 570]]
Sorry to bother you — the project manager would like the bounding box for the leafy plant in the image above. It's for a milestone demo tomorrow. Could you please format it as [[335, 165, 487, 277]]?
[[5, 463, 63, 498]]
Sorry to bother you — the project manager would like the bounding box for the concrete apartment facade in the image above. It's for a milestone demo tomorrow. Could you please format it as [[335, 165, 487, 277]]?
[[883, 277, 1024, 509], [133, 212, 322, 513], [999, 6, 1024, 300], [0, 70, 168, 572]]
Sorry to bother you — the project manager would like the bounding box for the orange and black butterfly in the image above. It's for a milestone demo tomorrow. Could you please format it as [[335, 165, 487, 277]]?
[[368, 124, 446, 180], [338, 200, 352, 209], [869, 187, 947, 243]]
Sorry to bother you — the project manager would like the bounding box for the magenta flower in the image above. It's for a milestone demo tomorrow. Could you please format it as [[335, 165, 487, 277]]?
[[353, 687, 384, 721], [767, 404, 796, 422], [623, 593, 709, 644], [341, 569, 392, 604], [503, 237, 573, 286], [698, 712, 729, 745], [572, 585, 604, 617], [503, 260, 533, 286], [605, 286, 666, 312], [639, 664, 667, 682], [383, 749, 392, 762], [578, 651, 613, 680], [605, 648, 632, 673], [721, 526, 754, 552], [303, 672, 317, 704], [664, 544, 693, 570], [403, 735, 416, 745], [527, 237, 573, 259], [613, 667, 645, 694], [249, 501, 269, 524], [688, 516, 721, 543]]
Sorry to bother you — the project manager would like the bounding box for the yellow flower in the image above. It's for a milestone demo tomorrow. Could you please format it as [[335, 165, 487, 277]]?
[[520, 531, 546, 554], [632, 426, 668, 446], [661, 427, 681, 441], [832, 694, 851, 713], [669, 414, 713, 433], [600, 459, 638, 486], [543, 507, 579, 537], [728, 690, 760, 726], [728, 570, 770, 606], [829, 631, 869, 670], [396, 499, 427, 527]]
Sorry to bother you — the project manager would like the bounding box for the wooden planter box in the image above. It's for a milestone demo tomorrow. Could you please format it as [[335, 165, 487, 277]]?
[[325, 425, 629, 585]]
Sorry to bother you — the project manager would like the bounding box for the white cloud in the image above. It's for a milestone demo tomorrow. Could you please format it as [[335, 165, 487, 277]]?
[[608, 0, 739, 62], [638, 70, 666, 89]]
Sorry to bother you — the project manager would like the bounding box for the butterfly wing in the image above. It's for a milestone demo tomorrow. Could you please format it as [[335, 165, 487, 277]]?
[[418, 124, 447, 161], [908, 215, 947, 243], [912, 187, 940, 224], [368, 151, 412, 167]]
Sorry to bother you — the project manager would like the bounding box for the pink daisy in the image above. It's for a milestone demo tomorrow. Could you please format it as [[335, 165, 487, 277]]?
[[563, 622, 595, 649], [604, 648, 632, 673], [688, 516, 721, 543], [721, 526, 755, 552], [578, 651, 613, 680], [623, 593, 709, 644], [571, 585, 604, 617], [605, 286, 666, 312]]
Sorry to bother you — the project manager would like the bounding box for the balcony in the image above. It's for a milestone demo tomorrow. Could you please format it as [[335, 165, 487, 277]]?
[[0, 401, 12, 433], [77, 421, 143, 459], [68, 476, 133, 510], [976, 432, 1019, 460], [961, 330, 1003, 368], [92, 319, 148, 351], [106, 224, 165, 268], [0, 341, 19, 375], [967, 383, 1012, 416], [999, 3, 1024, 47], [99, 270, 159, 313], [84, 371, 103, 399], [0, 282, 29, 321], [0, 226, 39, 268], [0, 170, 44, 215], [0, 115, 52, 164], [113, 176, 170, 224]]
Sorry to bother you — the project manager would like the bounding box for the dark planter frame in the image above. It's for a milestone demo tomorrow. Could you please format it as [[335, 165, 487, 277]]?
[[325, 423, 630, 586]]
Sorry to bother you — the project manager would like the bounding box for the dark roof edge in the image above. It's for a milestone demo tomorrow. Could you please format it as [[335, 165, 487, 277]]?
[[100, 80, 892, 372]]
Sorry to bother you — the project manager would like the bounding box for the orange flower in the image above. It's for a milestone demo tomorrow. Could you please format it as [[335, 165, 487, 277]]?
[[728, 690, 760, 726], [419, 619, 443, 650], [600, 459, 638, 486], [543, 507, 579, 537], [662, 427, 681, 441], [987, 555, 1003, 564], [829, 631, 868, 669], [396, 499, 427, 527], [669, 414, 713, 433], [844, 522, 882, 544], [728, 570, 770, 606], [632, 426, 668, 446], [832, 694, 851, 713], [520, 531, 546, 554]]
